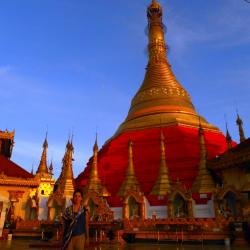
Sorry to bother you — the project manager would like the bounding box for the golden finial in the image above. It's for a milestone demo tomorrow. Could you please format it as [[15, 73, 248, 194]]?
[[31, 163, 34, 175], [236, 112, 246, 143], [49, 160, 53, 176], [192, 121, 215, 193], [91, 135, 99, 179], [127, 140, 135, 175], [36, 133, 49, 175], [151, 131, 171, 195], [118, 140, 140, 196], [86, 135, 110, 197], [56, 139, 74, 197], [93, 133, 98, 152], [65, 140, 74, 179], [225, 122, 232, 150]]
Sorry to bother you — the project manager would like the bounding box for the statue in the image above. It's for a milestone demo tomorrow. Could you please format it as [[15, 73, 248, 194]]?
[[29, 195, 39, 220]]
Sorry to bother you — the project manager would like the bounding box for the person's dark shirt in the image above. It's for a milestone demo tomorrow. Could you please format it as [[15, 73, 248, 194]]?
[[72, 211, 86, 236]]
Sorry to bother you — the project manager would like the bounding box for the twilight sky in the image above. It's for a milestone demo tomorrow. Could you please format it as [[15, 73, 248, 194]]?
[[0, 0, 250, 179]]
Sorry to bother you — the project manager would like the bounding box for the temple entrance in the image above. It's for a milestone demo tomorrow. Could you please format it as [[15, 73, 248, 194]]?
[[173, 193, 188, 218], [128, 196, 141, 219], [221, 191, 237, 217]]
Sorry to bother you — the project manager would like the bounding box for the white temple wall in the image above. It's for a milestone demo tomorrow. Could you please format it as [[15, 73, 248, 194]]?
[[193, 199, 215, 218], [111, 207, 122, 220]]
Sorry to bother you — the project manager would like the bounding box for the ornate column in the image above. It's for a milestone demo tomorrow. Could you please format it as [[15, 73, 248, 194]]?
[[140, 202, 145, 219], [167, 201, 173, 218], [123, 202, 129, 219]]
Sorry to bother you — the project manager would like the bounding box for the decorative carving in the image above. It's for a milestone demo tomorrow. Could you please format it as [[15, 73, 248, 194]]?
[[214, 185, 241, 218], [83, 191, 113, 222], [122, 190, 145, 220]]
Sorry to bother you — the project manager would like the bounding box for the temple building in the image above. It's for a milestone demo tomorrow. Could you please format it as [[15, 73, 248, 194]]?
[[0, 0, 250, 244], [75, 0, 231, 220], [0, 130, 38, 237], [0, 133, 56, 238]]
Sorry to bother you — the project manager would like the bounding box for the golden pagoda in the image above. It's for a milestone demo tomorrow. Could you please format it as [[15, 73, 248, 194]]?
[[47, 140, 74, 221], [115, 0, 219, 136], [76, 0, 229, 220], [85, 137, 110, 196], [57, 140, 74, 198], [35, 135, 54, 200], [151, 131, 171, 195], [192, 121, 215, 193], [118, 141, 141, 196], [36, 135, 49, 177]]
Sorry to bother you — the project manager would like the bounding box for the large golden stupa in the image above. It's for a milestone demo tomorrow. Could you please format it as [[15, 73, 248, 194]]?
[[76, 0, 228, 214]]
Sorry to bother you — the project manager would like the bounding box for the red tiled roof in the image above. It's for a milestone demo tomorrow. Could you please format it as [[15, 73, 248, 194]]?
[[0, 155, 34, 179]]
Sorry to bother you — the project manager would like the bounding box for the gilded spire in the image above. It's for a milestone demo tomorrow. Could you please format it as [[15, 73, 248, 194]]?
[[31, 164, 34, 175], [151, 131, 171, 195], [56, 139, 74, 197], [36, 134, 49, 175], [49, 161, 54, 176], [86, 135, 110, 196], [64, 140, 74, 179], [118, 141, 140, 196], [192, 122, 215, 193], [225, 123, 232, 150], [114, 1, 219, 136], [236, 113, 246, 143]]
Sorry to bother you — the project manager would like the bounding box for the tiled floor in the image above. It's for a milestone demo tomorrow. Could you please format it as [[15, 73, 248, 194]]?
[[0, 240, 249, 250]]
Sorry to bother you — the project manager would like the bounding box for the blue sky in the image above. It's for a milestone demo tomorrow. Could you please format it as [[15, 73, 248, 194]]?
[[1, 0, 250, 178]]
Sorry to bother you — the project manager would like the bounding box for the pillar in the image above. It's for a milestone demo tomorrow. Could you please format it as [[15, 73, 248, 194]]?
[[188, 199, 194, 218]]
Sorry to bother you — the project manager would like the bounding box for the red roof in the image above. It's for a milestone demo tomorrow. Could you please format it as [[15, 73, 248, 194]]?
[[76, 125, 228, 206], [0, 155, 34, 179]]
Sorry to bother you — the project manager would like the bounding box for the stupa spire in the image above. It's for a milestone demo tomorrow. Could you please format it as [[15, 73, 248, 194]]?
[[236, 112, 246, 143], [36, 133, 49, 175], [86, 135, 110, 196], [151, 131, 171, 195], [114, 0, 218, 136], [225, 123, 233, 150], [64, 140, 74, 179], [118, 141, 140, 196], [57, 139, 74, 197], [192, 121, 215, 193], [49, 160, 54, 176]]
